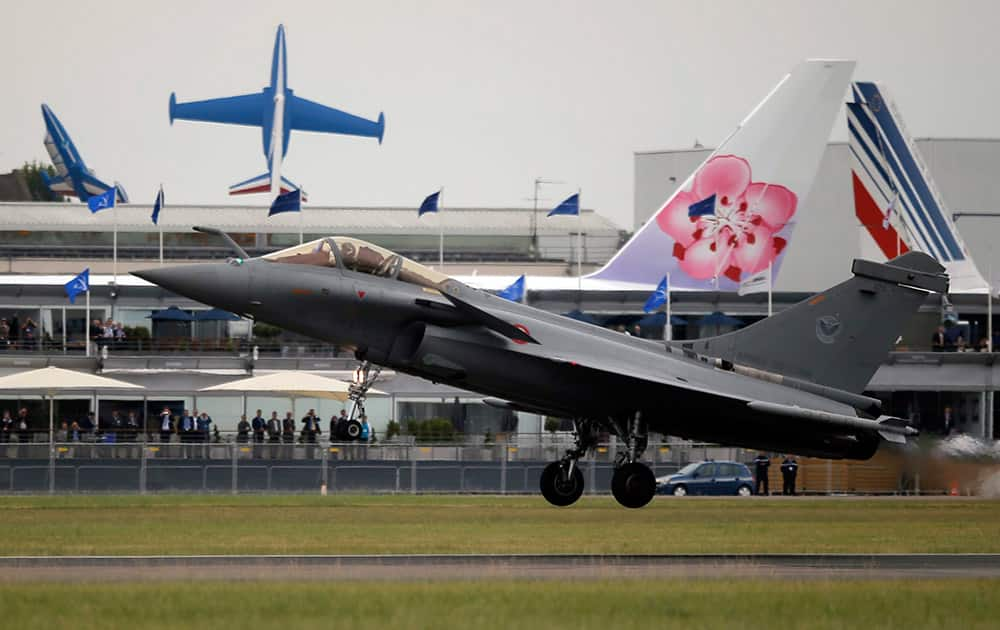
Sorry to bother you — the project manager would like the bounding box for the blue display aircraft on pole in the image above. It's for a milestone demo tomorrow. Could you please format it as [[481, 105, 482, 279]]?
[[169, 24, 385, 200], [40, 104, 129, 203]]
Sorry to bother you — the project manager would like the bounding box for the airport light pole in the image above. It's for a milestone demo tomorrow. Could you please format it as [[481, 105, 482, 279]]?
[[531, 178, 563, 261], [953, 213, 996, 352]]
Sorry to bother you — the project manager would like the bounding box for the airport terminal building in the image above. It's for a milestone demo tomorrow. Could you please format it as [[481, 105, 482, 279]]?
[[0, 138, 998, 442]]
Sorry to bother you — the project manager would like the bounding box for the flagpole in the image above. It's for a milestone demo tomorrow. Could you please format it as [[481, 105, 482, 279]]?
[[438, 187, 444, 270], [989, 258, 993, 352], [298, 191, 304, 245], [85, 287, 91, 358], [113, 198, 118, 286], [577, 189, 582, 292], [158, 184, 164, 267], [664, 272, 672, 342], [767, 261, 773, 317]]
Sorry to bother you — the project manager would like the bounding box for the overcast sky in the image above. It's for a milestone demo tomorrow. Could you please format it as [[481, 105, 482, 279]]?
[[5, 0, 998, 229]]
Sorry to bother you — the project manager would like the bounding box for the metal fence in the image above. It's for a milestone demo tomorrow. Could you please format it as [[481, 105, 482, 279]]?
[[0, 438, 750, 495], [0, 433, 947, 495]]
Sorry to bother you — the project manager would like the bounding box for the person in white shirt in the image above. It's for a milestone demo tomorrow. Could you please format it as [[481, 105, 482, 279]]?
[[159, 407, 173, 446]]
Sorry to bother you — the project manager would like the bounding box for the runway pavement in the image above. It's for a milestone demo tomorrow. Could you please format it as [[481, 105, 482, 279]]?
[[0, 554, 997, 581]]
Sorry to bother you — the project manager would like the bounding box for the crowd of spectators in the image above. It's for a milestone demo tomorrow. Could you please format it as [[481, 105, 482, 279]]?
[[0, 314, 39, 350], [1, 404, 373, 459], [92, 318, 127, 347], [930, 325, 996, 352]]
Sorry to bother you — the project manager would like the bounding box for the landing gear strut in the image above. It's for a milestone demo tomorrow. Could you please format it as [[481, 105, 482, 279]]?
[[345, 361, 381, 440], [540, 419, 598, 507], [609, 412, 655, 509]]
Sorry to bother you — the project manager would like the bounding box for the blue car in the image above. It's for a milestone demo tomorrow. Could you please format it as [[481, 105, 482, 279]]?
[[656, 460, 754, 496]]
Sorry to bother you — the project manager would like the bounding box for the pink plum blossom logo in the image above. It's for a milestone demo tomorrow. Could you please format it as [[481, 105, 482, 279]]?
[[656, 155, 797, 282]]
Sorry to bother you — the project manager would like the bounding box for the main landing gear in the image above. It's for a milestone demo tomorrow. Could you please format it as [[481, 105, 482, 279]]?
[[539, 413, 656, 509], [609, 412, 655, 509], [539, 419, 596, 507]]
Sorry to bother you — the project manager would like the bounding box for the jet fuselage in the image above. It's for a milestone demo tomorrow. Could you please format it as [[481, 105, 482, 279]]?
[[140, 255, 883, 460]]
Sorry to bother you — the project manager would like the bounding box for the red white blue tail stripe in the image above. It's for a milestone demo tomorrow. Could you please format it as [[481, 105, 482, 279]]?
[[229, 172, 308, 201]]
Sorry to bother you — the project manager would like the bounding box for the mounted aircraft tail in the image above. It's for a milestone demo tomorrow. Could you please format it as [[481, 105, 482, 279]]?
[[588, 59, 855, 289], [228, 172, 307, 200], [677, 251, 948, 394], [847, 81, 986, 293]]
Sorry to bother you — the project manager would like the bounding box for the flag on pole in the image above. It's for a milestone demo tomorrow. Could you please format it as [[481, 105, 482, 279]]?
[[687, 194, 716, 218], [418, 191, 440, 216], [268, 188, 302, 216], [151, 185, 164, 225], [738, 268, 771, 296], [64, 268, 90, 304], [547, 193, 579, 217], [882, 191, 898, 229], [87, 186, 117, 213], [497, 275, 525, 302], [643, 276, 669, 313]]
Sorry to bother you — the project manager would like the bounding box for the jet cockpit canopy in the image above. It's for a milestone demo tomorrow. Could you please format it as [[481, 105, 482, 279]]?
[[262, 237, 449, 289]]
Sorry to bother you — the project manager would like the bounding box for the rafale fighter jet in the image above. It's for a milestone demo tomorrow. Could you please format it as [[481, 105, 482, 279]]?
[[135, 58, 948, 508], [134, 235, 947, 508]]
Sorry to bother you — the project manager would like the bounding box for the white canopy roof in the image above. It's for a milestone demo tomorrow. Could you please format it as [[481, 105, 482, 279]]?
[[0, 366, 144, 394], [199, 371, 385, 401]]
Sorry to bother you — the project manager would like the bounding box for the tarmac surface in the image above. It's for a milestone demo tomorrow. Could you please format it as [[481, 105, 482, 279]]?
[[1, 554, 997, 581]]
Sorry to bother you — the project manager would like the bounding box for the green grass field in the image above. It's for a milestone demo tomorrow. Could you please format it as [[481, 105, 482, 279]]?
[[0, 495, 997, 555], [1, 580, 998, 630]]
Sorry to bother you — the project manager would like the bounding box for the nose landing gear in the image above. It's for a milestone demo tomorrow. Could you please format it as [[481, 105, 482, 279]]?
[[345, 361, 381, 439]]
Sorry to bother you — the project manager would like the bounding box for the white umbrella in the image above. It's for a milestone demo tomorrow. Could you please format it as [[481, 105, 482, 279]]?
[[199, 371, 385, 417], [0, 366, 144, 442]]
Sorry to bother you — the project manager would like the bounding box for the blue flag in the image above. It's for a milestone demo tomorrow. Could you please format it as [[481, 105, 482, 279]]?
[[419, 191, 440, 216], [497, 275, 525, 302], [643, 276, 669, 313], [547, 193, 579, 217], [64, 268, 90, 304], [151, 186, 164, 225], [687, 193, 716, 218], [268, 188, 301, 216], [87, 186, 117, 213]]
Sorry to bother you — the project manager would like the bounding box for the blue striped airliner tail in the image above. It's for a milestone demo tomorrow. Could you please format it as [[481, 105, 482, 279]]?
[[847, 81, 986, 293]]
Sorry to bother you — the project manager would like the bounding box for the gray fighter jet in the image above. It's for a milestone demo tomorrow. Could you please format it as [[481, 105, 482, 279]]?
[[134, 232, 947, 508]]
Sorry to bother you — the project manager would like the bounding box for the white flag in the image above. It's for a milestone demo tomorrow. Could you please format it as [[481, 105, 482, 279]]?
[[882, 192, 898, 229], [738, 268, 771, 296]]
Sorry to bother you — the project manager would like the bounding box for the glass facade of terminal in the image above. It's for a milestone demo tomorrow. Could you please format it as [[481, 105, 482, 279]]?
[[0, 230, 535, 261]]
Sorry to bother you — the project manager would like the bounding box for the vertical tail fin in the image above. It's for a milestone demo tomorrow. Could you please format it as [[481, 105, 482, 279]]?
[[678, 251, 948, 393], [589, 59, 855, 289], [848, 81, 987, 293]]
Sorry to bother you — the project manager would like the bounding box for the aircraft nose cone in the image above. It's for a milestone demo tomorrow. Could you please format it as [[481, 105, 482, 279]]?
[[133, 263, 249, 314]]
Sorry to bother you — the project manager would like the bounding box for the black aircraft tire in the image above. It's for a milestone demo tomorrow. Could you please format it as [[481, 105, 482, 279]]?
[[611, 462, 656, 509], [345, 420, 362, 441], [540, 462, 584, 507]]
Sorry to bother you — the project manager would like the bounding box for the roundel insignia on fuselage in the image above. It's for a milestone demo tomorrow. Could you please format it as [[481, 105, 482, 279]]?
[[815, 315, 842, 344], [513, 324, 531, 345]]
